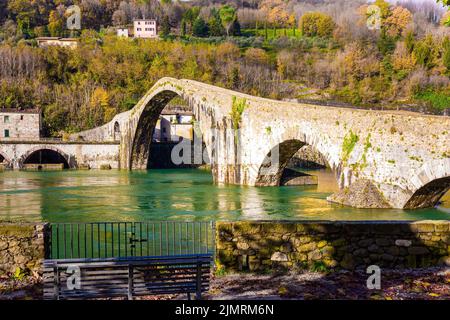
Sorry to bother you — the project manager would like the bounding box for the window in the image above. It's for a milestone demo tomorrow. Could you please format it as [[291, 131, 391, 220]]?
[[4, 115, 9, 123], [137, 28, 142, 31], [4, 129, 9, 138], [20, 115, 24, 120]]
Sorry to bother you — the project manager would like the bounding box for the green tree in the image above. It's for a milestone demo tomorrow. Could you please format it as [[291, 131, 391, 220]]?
[[160, 15, 171, 37], [183, 7, 200, 34], [413, 35, 435, 69], [405, 30, 415, 53], [180, 19, 187, 37], [192, 16, 209, 37], [219, 5, 237, 37], [442, 36, 450, 73], [208, 9, 224, 37], [437, 0, 450, 26], [377, 28, 396, 55]]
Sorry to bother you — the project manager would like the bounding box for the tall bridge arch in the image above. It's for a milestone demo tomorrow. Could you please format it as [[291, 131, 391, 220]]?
[[68, 78, 450, 210]]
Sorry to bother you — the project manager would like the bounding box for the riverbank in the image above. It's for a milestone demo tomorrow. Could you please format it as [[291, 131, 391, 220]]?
[[205, 268, 450, 300], [1, 267, 448, 300]]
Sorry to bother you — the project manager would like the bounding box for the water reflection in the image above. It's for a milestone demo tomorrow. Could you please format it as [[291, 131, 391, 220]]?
[[0, 169, 449, 222]]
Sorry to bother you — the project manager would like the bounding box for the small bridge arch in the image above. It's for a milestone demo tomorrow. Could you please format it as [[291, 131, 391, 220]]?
[[0, 151, 12, 168], [403, 159, 450, 209], [19, 146, 74, 169]]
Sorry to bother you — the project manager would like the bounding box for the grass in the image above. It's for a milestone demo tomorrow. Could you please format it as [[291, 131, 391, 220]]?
[[414, 90, 450, 111], [242, 28, 302, 40], [341, 130, 359, 163]]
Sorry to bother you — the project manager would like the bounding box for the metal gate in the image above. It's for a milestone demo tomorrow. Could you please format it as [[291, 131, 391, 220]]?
[[49, 221, 215, 259]]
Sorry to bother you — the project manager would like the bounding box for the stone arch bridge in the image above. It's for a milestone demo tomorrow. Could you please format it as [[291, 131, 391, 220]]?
[[2, 78, 449, 210]]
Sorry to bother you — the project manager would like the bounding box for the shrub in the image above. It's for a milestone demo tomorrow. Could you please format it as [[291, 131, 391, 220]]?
[[299, 12, 335, 38]]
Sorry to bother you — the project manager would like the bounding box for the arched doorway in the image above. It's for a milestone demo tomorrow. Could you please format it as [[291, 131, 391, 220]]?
[[23, 149, 70, 169]]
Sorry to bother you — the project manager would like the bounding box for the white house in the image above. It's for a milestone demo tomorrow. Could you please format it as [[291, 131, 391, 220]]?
[[117, 28, 129, 38], [153, 112, 193, 143], [134, 19, 157, 38]]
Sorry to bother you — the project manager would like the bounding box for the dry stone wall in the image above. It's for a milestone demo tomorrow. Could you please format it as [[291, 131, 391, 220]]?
[[0, 223, 47, 276], [216, 221, 450, 272]]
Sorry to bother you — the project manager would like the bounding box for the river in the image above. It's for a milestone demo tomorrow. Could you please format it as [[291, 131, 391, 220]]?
[[0, 169, 449, 222]]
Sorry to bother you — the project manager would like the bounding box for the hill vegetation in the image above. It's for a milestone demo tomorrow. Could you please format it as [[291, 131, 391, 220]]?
[[0, 0, 449, 136]]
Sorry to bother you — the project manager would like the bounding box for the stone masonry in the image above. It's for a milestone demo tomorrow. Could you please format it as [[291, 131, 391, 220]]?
[[216, 221, 450, 272], [0, 223, 47, 276]]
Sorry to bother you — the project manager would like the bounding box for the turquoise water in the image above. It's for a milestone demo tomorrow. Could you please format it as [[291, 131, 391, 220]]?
[[0, 169, 449, 222]]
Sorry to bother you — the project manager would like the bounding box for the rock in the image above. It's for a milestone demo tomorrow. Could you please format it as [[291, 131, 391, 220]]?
[[236, 242, 249, 250], [375, 238, 391, 246], [248, 256, 260, 271], [395, 239, 412, 247], [340, 254, 355, 269], [382, 254, 395, 261], [387, 246, 400, 256], [368, 244, 380, 253], [271, 252, 289, 262], [353, 249, 368, 257], [358, 239, 373, 247], [296, 242, 316, 253], [320, 246, 335, 257], [323, 259, 338, 268], [408, 246, 429, 255], [411, 222, 435, 233], [438, 256, 450, 267], [331, 238, 346, 246], [292, 253, 307, 262], [0, 242, 8, 250], [308, 250, 322, 261], [327, 179, 391, 209], [280, 242, 293, 253], [317, 240, 327, 249]]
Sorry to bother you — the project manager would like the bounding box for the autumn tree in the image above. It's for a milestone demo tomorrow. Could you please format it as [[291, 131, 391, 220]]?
[[48, 10, 64, 37], [384, 6, 412, 37], [299, 12, 335, 38]]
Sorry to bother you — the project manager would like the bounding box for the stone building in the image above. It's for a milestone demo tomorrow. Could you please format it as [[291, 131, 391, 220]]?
[[0, 109, 42, 140], [134, 19, 158, 38], [153, 111, 193, 142]]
